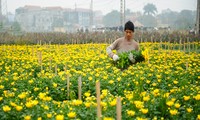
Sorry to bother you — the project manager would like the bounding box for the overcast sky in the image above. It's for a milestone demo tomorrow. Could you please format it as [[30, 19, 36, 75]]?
[[5, 0, 197, 15]]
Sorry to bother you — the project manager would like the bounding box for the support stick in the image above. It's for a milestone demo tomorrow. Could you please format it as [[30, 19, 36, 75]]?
[[96, 81, 101, 119]]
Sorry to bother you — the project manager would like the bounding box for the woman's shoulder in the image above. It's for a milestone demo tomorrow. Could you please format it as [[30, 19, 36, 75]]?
[[113, 37, 124, 43]]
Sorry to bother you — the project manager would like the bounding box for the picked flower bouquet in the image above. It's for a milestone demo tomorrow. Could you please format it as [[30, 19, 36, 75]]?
[[114, 50, 146, 69]]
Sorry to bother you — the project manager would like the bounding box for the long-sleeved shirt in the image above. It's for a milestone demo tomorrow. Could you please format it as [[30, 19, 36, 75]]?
[[106, 37, 139, 58]]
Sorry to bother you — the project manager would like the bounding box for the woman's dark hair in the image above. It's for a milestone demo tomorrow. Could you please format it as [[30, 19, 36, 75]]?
[[124, 21, 134, 32]]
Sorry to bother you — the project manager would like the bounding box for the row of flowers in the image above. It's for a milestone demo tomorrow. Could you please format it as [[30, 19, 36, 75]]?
[[0, 43, 199, 120]]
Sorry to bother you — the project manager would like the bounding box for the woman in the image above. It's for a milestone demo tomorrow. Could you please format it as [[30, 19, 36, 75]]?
[[106, 21, 139, 63]]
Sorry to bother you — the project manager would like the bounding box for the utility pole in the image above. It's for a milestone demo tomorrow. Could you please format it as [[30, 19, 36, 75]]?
[[0, 0, 2, 22], [90, 0, 93, 29], [124, 0, 126, 24], [196, 0, 200, 35], [120, 0, 125, 27]]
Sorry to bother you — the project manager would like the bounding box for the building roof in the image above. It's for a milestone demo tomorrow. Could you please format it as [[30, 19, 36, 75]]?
[[24, 5, 41, 10], [134, 20, 144, 27], [45, 6, 63, 10]]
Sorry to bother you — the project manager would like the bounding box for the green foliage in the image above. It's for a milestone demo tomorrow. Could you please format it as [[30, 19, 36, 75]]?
[[115, 50, 145, 70]]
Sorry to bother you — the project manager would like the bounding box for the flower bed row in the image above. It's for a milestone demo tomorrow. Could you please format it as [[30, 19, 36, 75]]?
[[0, 43, 199, 120]]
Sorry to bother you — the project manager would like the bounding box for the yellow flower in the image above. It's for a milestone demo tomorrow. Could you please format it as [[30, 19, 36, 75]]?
[[43, 105, 49, 110], [0, 85, 4, 89], [84, 102, 91, 108], [173, 80, 178, 84], [194, 94, 200, 100], [163, 93, 170, 98], [10, 102, 17, 107], [34, 87, 39, 91], [141, 108, 148, 114], [142, 49, 149, 61], [3, 105, 11, 112], [47, 113, 52, 118], [38, 92, 46, 100], [109, 100, 116, 106], [67, 112, 76, 118], [72, 100, 82, 106], [100, 101, 107, 107], [28, 79, 34, 84], [117, 77, 121, 82], [146, 80, 151, 84], [37, 117, 42, 120], [183, 96, 190, 101], [134, 101, 144, 109], [174, 103, 181, 108], [166, 101, 174, 107], [103, 117, 114, 120], [187, 108, 192, 113], [102, 89, 108, 96], [169, 109, 178, 115], [0, 97, 3, 101], [25, 101, 33, 108], [88, 76, 92, 81], [127, 110, 135, 116], [18, 92, 27, 99], [143, 96, 150, 102], [24, 115, 31, 120], [197, 114, 200, 120], [53, 83, 58, 88], [84, 92, 91, 97], [153, 89, 160, 96], [56, 115, 64, 120], [16, 105, 23, 111], [109, 80, 114, 84]]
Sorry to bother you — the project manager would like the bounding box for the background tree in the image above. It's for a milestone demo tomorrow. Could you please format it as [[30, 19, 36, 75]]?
[[157, 9, 178, 26], [138, 15, 157, 27], [11, 21, 22, 34], [174, 10, 196, 30], [143, 3, 157, 16], [0, 22, 3, 32], [137, 3, 157, 27], [103, 10, 120, 27]]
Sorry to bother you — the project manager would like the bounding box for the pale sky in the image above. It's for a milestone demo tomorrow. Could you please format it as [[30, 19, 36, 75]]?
[[4, 0, 197, 15]]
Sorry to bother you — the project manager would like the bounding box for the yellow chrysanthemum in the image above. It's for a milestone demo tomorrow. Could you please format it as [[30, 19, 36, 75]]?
[[127, 110, 135, 116], [67, 112, 76, 118], [24, 115, 31, 120], [56, 114, 64, 120], [46, 113, 52, 118], [3, 105, 11, 112], [16, 105, 23, 111], [169, 109, 178, 115], [141, 108, 148, 114]]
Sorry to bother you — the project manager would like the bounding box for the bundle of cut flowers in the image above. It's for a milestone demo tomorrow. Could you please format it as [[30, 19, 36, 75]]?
[[114, 50, 146, 69]]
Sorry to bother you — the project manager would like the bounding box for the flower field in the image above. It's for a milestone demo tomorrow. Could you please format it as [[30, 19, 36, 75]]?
[[0, 42, 200, 120]]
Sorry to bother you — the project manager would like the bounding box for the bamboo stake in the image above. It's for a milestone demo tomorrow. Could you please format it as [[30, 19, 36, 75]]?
[[55, 64, 57, 75], [38, 51, 43, 71], [184, 42, 186, 52], [186, 62, 188, 70], [78, 76, 82, 100], [188, 41, 190, 54], [64, 64, 67, 72], [96, 81, 102, 120], [49, 57, 52, 71], [179, 39, 182, 51], [67, 75, 70, 99], [32, 47, 34, 58], [116, 97, 121, 120]]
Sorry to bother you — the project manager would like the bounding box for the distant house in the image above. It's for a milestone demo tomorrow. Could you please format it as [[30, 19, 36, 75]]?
[[134, 20, 144, 28], [15, 5, 103, 32]]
